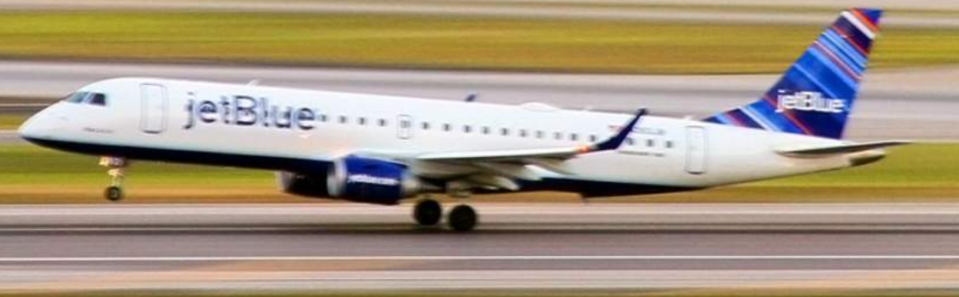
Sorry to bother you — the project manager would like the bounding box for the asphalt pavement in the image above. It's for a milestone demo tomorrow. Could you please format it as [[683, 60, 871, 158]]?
[[2, 203, 959, 292]]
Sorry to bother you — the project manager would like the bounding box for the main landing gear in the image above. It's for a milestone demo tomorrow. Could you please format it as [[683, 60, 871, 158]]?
[[447, 204, 477, 232], [413, 198, 442, 226], [412, 197, 478, 232], [99, 157, 128, 202]]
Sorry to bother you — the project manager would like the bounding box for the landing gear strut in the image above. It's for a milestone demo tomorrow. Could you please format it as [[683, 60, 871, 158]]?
[[99, 157, 128, 202], [413, 198, 442, 226]]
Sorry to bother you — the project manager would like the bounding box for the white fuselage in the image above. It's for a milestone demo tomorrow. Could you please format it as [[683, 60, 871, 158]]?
[[20, 78, 856, 195]]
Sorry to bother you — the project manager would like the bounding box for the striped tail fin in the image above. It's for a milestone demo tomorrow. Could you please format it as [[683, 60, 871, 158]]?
[[704, 8, 882, 140]]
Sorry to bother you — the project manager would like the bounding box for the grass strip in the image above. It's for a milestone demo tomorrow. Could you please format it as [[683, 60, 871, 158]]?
[[0, 12, 956, 74], [0, 113, 32, 130], [0, 143, 954, 204], [59, 0, 959, 18]]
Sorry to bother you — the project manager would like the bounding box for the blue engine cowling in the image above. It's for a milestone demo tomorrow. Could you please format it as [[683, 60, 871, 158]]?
[[327, 156, 421, 205], [277, 156, 421, 205]]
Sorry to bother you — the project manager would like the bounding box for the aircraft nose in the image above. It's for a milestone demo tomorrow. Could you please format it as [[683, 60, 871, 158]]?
[[18, 109, 62, 141], [18, 112, 45, 140]]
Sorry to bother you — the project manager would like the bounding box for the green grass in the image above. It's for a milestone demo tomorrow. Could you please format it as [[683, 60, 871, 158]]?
[[624, 144, 959, 203], [0, 113, 31, 130], [141, 0, 959, 19], [0, 143, 955, 204], [276, 0, 959, 17], [0, 144, 286, 204], [0, 12, 956, 74]]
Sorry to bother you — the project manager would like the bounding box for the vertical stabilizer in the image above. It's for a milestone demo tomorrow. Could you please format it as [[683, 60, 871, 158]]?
[[704, 8, 883, 139]]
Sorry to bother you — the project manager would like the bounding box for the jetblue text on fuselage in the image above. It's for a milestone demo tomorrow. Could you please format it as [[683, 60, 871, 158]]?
[[183, 95, 318, 130], [775, 90, 845, 114]]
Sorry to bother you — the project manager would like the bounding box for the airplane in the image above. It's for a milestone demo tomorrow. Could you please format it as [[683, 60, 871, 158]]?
[[18, 8, 904, 231]]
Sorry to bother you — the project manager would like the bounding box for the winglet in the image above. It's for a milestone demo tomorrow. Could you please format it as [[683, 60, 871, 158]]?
[[588, 109, 647, 152], [465, 93, 479, 102]]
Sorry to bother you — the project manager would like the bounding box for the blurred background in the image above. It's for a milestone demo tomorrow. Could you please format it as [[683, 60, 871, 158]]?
[[0, 1, 957, 296]]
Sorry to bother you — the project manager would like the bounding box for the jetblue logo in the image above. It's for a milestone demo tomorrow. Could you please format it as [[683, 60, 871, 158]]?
[[775, 91, 845, 114], [347, 174, 400, 186], [184, 95, 319, 130]]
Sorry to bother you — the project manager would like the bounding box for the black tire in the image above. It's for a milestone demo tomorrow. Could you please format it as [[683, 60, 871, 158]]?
[[413, 199, 442, 226], [448, 205, 478, 232], [104, 186, 123, 202]]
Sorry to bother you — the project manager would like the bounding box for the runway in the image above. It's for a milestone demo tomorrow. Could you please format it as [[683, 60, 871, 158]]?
[[1, 60, 957, 141], [0, 131, 22, 144], [3, 203, 959, 292]]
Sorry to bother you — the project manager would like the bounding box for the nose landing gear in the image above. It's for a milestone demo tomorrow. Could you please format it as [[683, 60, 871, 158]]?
[[99, 157, 127, 202]]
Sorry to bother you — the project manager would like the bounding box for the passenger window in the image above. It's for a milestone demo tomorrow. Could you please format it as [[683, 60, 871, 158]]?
[[378, 119, 387, 127], [500, 128, 509, 136], [88, 93, 107, 106], [319, 114, 328, 122], [421, 122, 430, 130], [443, 123, 451, 132], [647, 139, 655, 147], [338, 116, 348, 124], [482, 127, 490, 135], [570, 133, 579, 141], [358, 117, 367, 126], [554, 132, 562, 140], [519, 129, 528, 138], [464, 125, 472, 133], [626, 138, 635, 146], [589, 135, 597, 142], [665, 140, 674, 149], [536, 131, 544, 139]]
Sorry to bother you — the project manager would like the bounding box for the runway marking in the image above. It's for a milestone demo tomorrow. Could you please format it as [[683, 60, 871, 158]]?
[[3, 255, 959, 262]]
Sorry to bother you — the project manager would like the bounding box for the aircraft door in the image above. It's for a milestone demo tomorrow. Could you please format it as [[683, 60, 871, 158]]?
[[140, 84, 168, 134], [685, 126, 707, 175], [397, 115, 413, 139]]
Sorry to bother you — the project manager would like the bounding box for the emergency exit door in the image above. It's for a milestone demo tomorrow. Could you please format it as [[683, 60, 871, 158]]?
[[140, 84, 168, 134], [685, 126, 708, 175]]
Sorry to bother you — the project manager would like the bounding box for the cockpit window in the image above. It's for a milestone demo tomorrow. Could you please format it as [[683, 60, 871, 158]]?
[[88, 93, 107, 106], [63, 92, 108, 106], [64, 92, 89, 103]]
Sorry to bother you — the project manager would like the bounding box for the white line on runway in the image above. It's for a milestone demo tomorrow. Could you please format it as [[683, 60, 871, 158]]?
[[3, 255, 959, 262]]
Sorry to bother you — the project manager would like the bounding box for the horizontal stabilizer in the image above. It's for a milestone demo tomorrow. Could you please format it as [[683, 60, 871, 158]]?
[[777, 140, 909, 157]]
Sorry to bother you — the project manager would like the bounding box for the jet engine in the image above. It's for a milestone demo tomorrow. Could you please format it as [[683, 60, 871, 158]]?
[[277, 156, 422, 205]]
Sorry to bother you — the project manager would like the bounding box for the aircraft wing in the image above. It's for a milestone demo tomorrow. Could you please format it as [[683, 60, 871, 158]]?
[[777, 140, 910, 157], [367, 109, 647, 190]]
